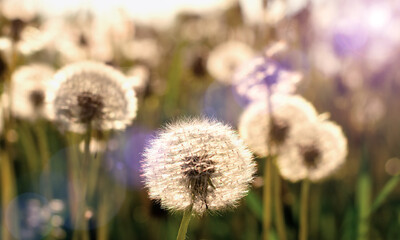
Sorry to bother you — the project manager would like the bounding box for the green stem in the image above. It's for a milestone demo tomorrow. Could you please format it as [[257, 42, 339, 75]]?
[[263, 157, 272, 240], [1, 152, 17, 240], [299, 179, 310, 240], [273, 164, 287, 240], [18, 122, 40, 174], [370, 172, 400, 214], [72, 123, 92, 239], [176, 207, 193, 240], [357, 172, 371, 240], [34, 120, 52, 198]]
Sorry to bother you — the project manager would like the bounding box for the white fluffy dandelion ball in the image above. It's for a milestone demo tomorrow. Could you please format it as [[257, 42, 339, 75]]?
[[48, 61, 137, 133], [142, 118, 256, 214], [277, 120, 348, 182], [238, 95, 318, 157], [10, 64, 55, 120], [206, 41, 255, 84]]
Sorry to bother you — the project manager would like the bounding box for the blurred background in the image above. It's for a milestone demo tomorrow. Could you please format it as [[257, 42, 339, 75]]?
[[1, 0, 400, 239]]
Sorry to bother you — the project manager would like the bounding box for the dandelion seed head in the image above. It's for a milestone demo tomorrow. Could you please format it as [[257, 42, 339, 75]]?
[[142, 118, 256, 214], [277, 120, 348, 182], [238, 95, 318, 156], [50, 61, 137, 133], [10, 64, 55, 120], [207, 41, 255, 84]]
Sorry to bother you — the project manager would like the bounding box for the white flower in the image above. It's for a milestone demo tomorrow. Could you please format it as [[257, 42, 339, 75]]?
[[49, 61, 137, 133], [142, 118, 256, 214], [207, 41, 255, 84], [10, 64, 55, 120], [238, 95, 318, 157], [277, 120, 348, 182]]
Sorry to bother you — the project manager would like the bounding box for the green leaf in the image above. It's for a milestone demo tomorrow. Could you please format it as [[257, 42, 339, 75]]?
[[371, 174, 400, 213], [245, 191, 263, 221]]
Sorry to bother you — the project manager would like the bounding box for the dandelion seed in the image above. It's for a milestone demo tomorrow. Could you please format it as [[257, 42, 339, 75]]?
[[142, 118, 256, 214], [49, 61, 137, 133], [10, 64, 55, 120], [277, 120, 348, 182], [207, 41, 255, 84], [238, 95, 318, 157]]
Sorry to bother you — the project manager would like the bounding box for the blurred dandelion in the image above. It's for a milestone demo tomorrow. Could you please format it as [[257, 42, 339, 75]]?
[[49, 61, 137, 133], [1, 0, 37, 22], [10, 64, 55, 120], [142, 118, 256, 214], [277, 120, 348, 182], [238, 95, 318, 156], [122, 38, 161, 67], [206, 41, 255, 84], [126, 64, 150, 95]]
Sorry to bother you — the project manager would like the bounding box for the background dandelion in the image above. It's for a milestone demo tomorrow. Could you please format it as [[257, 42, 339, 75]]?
[[49, 61, 137, 132], [277, 120, 348, 182], [238, 94, 318, 156]]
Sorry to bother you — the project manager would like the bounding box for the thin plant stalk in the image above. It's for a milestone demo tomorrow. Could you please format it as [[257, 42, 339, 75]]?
[[299, 179, 310, 240], [370, 172, 400, 214], [263, 82, 274, 240], [273, 163, 287, 240], [34, 120, 52, 198], [263, 156, 272, 240], [1, 152, 17, 240], [357, 171, 371, 240], [176, 206, 193, 240], [18, 122, 40, 174], [357, 142, 371, 240], [72, 123, 92, 240]]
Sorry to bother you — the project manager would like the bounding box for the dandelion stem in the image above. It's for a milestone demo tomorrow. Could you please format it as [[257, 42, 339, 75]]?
[[273, 163, 287, 240], [264, 84, 274, 240], [72, 123, 92, 239], [299, 179, 310, 240], [1, 152, 17, 240], [176, 206, 193, 240], [34, 120, 52, 198], [263, 156, 272, 240]]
